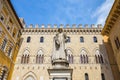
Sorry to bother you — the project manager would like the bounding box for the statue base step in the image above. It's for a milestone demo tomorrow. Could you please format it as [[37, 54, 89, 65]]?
[[52, 59, 69, 69]]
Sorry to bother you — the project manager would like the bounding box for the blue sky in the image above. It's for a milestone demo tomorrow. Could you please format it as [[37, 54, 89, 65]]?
[[11, 0, 114, 27]]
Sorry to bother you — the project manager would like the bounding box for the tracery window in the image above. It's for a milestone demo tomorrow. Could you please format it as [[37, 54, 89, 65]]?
[[80, 49, 88, 64], [21, 50, 30, 64], [67, 49, 73, 64], [36, 50, 44, 64], [95, 50, 104, 64]]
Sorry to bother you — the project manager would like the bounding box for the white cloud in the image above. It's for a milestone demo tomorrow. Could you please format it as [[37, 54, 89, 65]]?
[[92, 0, 114, 25]]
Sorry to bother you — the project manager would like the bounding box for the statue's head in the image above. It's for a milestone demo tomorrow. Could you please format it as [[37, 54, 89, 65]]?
[[58, 28, 63, 33]]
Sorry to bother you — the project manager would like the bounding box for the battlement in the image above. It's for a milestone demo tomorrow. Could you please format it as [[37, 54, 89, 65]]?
[[25, 24, 103, 28], [22, 24, 103, 35]]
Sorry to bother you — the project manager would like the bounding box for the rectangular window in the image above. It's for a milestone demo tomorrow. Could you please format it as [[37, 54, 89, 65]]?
[[0, 14, 4, 21], [8, 47, 12, 56], [1, 39, 7, 51]]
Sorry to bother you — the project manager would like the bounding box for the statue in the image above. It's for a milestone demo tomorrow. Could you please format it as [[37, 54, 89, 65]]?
[[52, 28, 68, 61]]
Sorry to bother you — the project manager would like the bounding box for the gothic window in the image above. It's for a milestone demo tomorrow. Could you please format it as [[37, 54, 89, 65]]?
[[36, 50, 44, 64], [101, 73, 105, 80], [93, 36, 97, 43], [80, 49, 89, 64], [40, 37, 44, 43], [21, 50, 30, 64], [67, 49, 73, 64], [95, 50, 104, 64], [1, 38, 7, 51], [114, 37, 120, 49], [85, 73, 89, 80], [27, 36, 31, 43], [80, 36, 84, 42]]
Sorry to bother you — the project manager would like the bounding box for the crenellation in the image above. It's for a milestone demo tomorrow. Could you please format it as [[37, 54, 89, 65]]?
[[47, 24, 51, 28], [54, 24, 57, 28], [41, 24, 45, 28], [60, 24, 64, 28], [29, 24, 33, 28], [66, 24, 70, 28], [35, 24, 39, 28], [91, 24, 95, 28], [84, 24, 88, 28], [78, 24, 82, 28], [97, 24, 102, 28], [72, 24, 76, 28]]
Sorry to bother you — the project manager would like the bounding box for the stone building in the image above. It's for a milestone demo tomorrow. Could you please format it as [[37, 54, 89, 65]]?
[[0, 0, 23, 80], [0, 0, 120, 80], [102, 0, 120, 80], [12, 24, 114, 80]]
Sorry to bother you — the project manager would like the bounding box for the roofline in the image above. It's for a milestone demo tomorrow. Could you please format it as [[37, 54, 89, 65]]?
[[7, 0, 23, 28]]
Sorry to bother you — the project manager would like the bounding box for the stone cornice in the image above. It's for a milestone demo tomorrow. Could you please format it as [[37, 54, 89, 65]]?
[[102, 0, 120, 36], [22, 27, 102, 35]]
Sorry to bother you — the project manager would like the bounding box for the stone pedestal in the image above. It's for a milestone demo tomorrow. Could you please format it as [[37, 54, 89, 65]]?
[[48, 68, 73, 80], [52, 59, 69, 69]]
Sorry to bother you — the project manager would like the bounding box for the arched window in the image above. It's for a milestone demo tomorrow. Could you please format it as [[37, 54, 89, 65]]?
[[80, 36, 84, 42], [21, 50, 30, 64], [27, 36, 31, 43], [85, 73, 89, 80], [36, 50, 44, 64], [95, 50, 104, 64], [67, 49, 73, 64], [93, 36, 97, 43], [40, 37, 44, 43], [80, 49, 89, 64], [67, 36, 70, 43], [101, 73, 105, 80]]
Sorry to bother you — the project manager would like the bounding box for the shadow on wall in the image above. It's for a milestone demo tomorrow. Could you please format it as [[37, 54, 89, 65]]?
[[99, 40, 120, 80]]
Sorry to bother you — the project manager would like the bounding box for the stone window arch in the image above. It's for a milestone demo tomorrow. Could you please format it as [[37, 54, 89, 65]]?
[[101, 73, 105, 80], [85, 73, 89, 80], [66, 49, 73, 64], [95, 49, 104, 64], [80, 36, 84, 42], [40, 37, 44, 43], [24, 76, 35, 80], [21, 49, 30, 64], [80, 49, 88, 64], [93, 36, 97, 43], [27, 36, 31, 43], [36, 49, 44, 64], [23, 72, 37, 80]]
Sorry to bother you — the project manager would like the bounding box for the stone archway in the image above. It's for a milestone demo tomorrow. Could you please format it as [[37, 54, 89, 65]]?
[[23, 71, 37, 80], [24, 75, 35, 80]]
